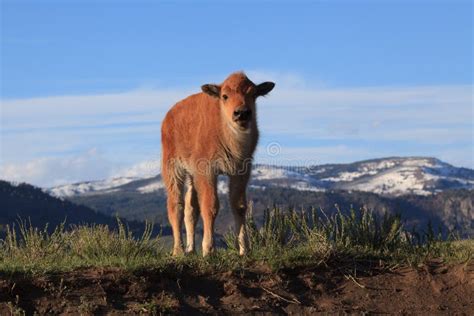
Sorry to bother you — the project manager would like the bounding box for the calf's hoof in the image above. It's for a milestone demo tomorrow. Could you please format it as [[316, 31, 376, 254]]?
[[172, 246, 184, 257]]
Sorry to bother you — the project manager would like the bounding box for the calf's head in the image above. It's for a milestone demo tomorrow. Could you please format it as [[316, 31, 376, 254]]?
[[202, 72, 275, 130]]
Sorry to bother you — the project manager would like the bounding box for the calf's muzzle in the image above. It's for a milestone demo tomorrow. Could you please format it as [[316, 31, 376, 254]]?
[[233, 107, 252, 122]]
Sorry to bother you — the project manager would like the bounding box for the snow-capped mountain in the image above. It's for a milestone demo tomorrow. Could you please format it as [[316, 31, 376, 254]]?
[[49, 177, 140, 197], [48, 157, 474, 198], [311, 157, 474, 195]]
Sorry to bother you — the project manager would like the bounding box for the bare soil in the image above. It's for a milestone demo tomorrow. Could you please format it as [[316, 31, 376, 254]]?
[[0, 260, 473, 315]]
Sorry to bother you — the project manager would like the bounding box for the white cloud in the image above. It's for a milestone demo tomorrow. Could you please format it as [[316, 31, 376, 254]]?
[[246, 70, 320, 89], [1, 88, 190, 131], [114, 158, 161, 179], [257, 83, 473, 143], [254, 144, 369, 166], [1, 71, 473, 187], [0, 148, 120, 187], [3, 77, 471, 142]]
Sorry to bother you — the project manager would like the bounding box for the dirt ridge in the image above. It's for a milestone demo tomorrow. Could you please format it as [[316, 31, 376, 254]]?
[[1, 261, 473, 315]]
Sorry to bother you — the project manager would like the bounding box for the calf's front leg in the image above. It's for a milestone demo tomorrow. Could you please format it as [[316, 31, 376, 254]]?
[[195, 175, 219, 257]]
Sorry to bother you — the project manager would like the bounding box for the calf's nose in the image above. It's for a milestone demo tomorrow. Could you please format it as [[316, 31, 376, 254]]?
[[233, 107, 252, 121]]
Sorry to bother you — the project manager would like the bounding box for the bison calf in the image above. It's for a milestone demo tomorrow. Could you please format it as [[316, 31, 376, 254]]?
[[161, 72, 275, 256]]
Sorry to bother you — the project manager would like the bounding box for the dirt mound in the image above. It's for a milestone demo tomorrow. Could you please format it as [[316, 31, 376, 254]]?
[[1, 261, 473, 314]]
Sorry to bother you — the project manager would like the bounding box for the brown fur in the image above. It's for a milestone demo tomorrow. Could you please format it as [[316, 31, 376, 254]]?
[[161, 72, 275, 256]]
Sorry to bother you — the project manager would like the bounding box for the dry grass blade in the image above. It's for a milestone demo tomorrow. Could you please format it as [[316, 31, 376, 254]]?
[[260, 286, 301, 305], [344, 273, 366, 289]]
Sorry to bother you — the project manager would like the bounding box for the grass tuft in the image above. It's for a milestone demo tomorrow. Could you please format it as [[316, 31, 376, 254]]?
[[0, 208, 472, 275]]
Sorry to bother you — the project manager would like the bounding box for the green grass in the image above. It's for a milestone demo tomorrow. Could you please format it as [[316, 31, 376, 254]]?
[[0, 208, 472, 275]]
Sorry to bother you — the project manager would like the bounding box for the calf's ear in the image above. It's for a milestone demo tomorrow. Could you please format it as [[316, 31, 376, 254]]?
[[201, 84, 221, 98], [256, 82, 275, 97]]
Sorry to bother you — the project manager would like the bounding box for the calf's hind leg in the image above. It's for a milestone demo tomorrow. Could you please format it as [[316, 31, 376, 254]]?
[[163, 166, 185, 256], [184, 179, 200, 253], [229, 174, 250, 256]]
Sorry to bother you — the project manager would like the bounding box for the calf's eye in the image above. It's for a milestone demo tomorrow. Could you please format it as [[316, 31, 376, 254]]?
[[222, 94, 228, 101]]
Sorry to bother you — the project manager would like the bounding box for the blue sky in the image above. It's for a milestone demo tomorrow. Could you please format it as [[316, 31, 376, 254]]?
[[1, 1, 473, 186]]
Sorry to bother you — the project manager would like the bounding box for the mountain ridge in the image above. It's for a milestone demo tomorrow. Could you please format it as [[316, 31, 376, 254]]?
[[39, 156, 473, 237], [48, 156, 474, 198], [0, 157, 472, 238], [0, 180, 171, 237]]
